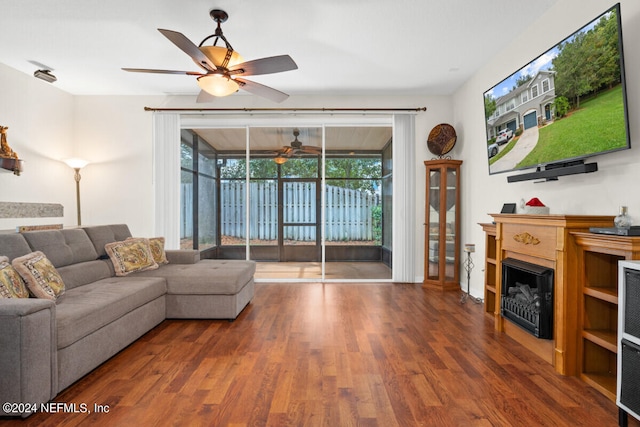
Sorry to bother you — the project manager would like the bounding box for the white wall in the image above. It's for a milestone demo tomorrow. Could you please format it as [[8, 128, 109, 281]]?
[[0, 63, 76, 230], [453, 0, 640, 297], [73, 95, 164, 235]]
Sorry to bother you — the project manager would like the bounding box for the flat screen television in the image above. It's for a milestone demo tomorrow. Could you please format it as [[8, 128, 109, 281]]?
[[484, 3, 630, 182]]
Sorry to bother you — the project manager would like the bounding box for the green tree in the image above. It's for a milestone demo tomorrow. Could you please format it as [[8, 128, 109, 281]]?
[[371, 205, 382, 243], [552, 9, 620, 109], [180, 142, 194, 183], [220, 156, 381, 194], [484, 94, 496, 120], [591, 10, 620, 89], [326, 157, 381, 193], [513, 74, 533, 89], [553, 32, 592, 108], [221, 158, 280, 179], [553, 96, 570, 118]]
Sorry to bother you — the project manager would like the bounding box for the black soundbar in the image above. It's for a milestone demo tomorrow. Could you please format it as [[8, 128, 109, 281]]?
[[507, 161, 598, 183]]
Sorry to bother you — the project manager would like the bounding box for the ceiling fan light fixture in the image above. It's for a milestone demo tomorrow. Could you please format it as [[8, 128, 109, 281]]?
[[197, 74, 239, 97], [274, 156, 288, 165], [199, 46, 244, 68], [123, 9, 297, 102]]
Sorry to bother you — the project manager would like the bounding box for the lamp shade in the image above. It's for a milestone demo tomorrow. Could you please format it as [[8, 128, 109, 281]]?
[[197, 75, 240, 97], [199, 46, 245, 68], [64, 158, 89, 169], [196, 46, 244, 97]]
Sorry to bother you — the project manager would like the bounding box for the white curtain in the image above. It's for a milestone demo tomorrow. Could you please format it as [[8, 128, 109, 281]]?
[[392, 114, 417, 283], [152, 113, 181, 249]]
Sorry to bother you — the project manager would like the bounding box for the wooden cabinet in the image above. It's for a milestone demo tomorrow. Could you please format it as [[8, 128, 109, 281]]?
[[423, 159, 462, 291], [485, 214, 613, 376], [479, 223, 497, 315], [572, 232, 640, 402]]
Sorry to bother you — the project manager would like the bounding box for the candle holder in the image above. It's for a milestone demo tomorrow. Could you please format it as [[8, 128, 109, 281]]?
[[461, 244, 481, 304]]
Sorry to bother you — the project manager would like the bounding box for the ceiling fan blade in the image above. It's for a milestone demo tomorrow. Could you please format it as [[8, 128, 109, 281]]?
[[234, 78, 289, 103], [301, 146, 322, 154], [228, 55, 298, 76], [122, 68, 203, 76], [158, 29, 217, 72], [267, 146, 294, 156]]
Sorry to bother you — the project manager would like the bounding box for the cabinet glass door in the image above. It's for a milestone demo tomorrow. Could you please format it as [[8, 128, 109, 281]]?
[[424, 159, 461, 290], [427, 169, 441, 280], [444, 167, 457, 281]]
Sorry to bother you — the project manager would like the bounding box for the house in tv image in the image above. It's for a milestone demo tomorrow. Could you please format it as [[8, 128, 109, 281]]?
[[486, 70, 556, 140]]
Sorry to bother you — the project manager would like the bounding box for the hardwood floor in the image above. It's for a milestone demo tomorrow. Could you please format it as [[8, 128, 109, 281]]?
[[255, 262, 392, 280], [1, 283, 634, 426]]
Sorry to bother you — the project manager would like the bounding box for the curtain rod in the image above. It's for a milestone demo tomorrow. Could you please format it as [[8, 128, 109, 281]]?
[[144, 107, 427, 113]]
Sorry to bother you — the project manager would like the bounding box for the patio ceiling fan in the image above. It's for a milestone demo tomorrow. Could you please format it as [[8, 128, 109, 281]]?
[[272, 128, 322, 163], [122, 9, 298, 103]]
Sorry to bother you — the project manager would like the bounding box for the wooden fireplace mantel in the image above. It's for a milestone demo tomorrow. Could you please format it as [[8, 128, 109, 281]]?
[[489, 214, 614, 376]]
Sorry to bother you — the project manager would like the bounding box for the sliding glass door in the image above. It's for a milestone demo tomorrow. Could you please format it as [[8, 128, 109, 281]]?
[[180, 121, 393, 281]]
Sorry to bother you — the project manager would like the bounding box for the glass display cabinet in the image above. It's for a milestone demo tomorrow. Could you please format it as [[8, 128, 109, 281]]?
[[423, 159, 462, 291]]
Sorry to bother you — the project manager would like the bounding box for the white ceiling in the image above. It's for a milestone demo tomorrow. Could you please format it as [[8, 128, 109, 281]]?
[[1, 0, 558, 98]]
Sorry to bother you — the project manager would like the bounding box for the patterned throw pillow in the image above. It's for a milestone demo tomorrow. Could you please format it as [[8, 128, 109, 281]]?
[[105, 238, 159, 276], [12, 251, 65, 301], [148, 237, 169, 265], [128, 237, 168, 265], [0, 256, 30, 298]]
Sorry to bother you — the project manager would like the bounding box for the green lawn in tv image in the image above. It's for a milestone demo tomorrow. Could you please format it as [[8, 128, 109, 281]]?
[[517, 85, 626, 169], [489, 85, 626, 170]]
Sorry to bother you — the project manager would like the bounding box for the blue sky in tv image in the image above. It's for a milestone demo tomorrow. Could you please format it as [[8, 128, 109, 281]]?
[[485, 9, 606, 99]]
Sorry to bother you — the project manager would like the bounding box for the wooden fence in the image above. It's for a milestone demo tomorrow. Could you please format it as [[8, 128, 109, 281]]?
[[182, 181, 380, 242]]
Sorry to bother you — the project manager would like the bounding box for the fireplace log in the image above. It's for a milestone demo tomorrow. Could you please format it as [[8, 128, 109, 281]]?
[[520, 284, 534, 301]]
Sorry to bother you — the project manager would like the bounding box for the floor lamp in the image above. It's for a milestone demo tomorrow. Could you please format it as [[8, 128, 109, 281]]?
[[64, 158, 89, 226]]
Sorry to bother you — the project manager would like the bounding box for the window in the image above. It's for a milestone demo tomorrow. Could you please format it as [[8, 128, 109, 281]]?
[[325, 155, 383, 245], [180, 130, 218, 251], [542, 79, 550, 93], [531, 85, 539, 98]]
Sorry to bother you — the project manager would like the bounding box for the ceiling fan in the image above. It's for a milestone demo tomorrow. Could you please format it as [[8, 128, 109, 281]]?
[[122, 9, 298, 103], [272, 128, 322, 163]]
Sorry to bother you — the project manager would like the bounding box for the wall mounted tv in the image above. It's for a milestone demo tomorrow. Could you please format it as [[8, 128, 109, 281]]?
[[484, 3, 630, 182]]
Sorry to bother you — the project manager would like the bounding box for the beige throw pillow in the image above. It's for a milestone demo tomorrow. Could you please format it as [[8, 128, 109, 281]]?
[[12, 251, 65, 301], [128, 236, 168, 265], [148, 237, 169, 265], [105, 238, 159, 276], [0, 256, 30, 298]]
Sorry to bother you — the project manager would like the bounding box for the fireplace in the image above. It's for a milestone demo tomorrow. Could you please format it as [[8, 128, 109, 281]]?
[[501, 258, 554, 339]]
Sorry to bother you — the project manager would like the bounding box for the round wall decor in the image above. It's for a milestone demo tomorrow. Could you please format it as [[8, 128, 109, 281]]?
[[427, 123, 457, 157]]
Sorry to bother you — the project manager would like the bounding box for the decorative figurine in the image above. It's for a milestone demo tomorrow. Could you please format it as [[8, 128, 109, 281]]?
[[0, 126, 22, 175], [0, 126, 19, 159]]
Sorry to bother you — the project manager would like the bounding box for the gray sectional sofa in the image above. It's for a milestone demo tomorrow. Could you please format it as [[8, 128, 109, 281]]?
[[0, 224, 255, 417]]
